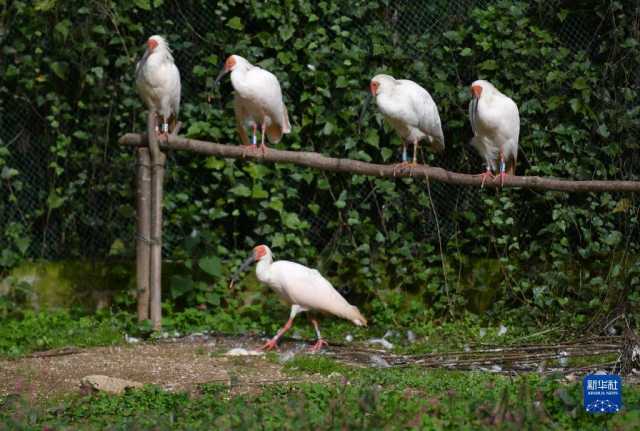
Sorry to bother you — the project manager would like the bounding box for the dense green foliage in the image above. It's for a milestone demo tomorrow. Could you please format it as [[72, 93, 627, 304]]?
[[2, 364, 640, 430], [1, 1, 639, 328]]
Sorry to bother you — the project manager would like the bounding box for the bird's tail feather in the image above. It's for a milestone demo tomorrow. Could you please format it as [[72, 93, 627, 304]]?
[[266, 107, 291, 143], [348, 306, 368, 327], [429, 134, 445, 154]]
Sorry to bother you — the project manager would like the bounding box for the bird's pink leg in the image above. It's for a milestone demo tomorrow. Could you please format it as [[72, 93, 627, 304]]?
[[474, 166, 494, 189], [392, 143, 418, 176], [308, 318, 328, 352], [262, 318, 293, 351], [258, 120, 268, 154]]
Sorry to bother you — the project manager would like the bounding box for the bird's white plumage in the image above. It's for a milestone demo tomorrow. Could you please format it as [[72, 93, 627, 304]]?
[[469, 80, 519, 173], [227, 55, 291, 145], [372, 74, 444, 153], [135, 36, 181, 130], [255, 246, 366, 326]]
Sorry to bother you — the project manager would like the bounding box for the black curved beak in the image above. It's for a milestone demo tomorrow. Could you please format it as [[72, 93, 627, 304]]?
[[470, 96, 478, 125], [214, 67, 229, 87], [229, 253, 256, 288], [357, 92, 373, 135]]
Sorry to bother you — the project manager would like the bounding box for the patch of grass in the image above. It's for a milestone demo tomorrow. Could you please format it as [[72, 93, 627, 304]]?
[[0, 310, 132, 358], [1, 368, 639, 430]]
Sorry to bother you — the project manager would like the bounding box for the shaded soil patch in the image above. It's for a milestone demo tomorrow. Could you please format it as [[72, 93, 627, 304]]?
[[0, 335, 296, 400]]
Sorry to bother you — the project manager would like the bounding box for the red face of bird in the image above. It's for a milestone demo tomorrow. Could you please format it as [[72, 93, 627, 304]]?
[[215, 55, 237, 86], [253, 245, 268, 261], [470, 84, 483, 99], [370, 80, 380, 96], [147, 37, 159, 52]]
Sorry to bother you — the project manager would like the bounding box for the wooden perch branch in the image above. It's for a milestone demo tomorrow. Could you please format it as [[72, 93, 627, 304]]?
[[118, 133, 640, 193]]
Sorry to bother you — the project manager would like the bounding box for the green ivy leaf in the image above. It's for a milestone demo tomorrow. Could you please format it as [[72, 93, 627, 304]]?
[[47, 192, 65, 209], [198, 256, 222, 277], [226, 17, 244, 31], [50, 62, 69, 79], [229, 184, 251, 197], [133, 0, 152, 10]]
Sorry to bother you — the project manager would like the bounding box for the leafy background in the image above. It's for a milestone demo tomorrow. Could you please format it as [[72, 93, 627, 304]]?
[[0, 0, 639, 329]]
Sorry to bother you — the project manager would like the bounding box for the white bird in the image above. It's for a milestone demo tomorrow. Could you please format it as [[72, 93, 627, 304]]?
[[469, 79, 520, 187], [230, 245, 367, 352], [135, 35, 181, 136], [215, 55, 291, 152], [369, 74, 444, 170]]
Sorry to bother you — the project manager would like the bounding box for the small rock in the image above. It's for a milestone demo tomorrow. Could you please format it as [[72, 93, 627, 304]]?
[[345, 334, 354, 343], [537, 361, 546, 374], [278, 350, 296, 363], [564, 373, 578, 383], [608, 326, 617, 335], [370, 355, 391, 368], [80, 375, 143, 395], [491, 365, 502, 372], [124, 334, 140, 344], [224, 348, 263, 356], [368, 338, 394, 349], [558, 351, 569, 367], [406, 330, 416, 343], [497, 324, 508, 336]]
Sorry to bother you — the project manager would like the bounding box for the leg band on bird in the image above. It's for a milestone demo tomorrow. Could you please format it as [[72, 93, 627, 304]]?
[[309, 318, 328, 352]]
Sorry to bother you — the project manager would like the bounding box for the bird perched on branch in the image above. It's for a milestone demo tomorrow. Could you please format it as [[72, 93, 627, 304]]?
[[363, 74, 444, 172], [230, 245, 367, 352], [135, 35, 181, 136], [468, 80, 520, 187], [215, 55, 291, 153]]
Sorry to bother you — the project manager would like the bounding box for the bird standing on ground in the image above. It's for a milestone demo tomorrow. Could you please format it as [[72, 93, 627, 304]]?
[[367, 74, 444, 172], [215, 55, 291, 152], [230, 245, 367, 352], [135, 35, 181, 136], [468, 79, 520, 187]]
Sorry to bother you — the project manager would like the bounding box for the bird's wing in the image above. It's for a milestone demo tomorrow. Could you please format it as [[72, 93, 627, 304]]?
[[167, 63, 181, 117], [401, 80, 445, 151], [248, 67, 288, 126], [494, 94, 520, 162], [270, 261, 365, 325]]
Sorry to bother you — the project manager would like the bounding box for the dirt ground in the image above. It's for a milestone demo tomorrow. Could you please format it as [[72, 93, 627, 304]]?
[[0, 334, 632, 401], [0, 335, 318, 401]]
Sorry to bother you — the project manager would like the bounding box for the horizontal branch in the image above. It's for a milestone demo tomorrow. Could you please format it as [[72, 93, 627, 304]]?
[[118, 133, 640, 193]]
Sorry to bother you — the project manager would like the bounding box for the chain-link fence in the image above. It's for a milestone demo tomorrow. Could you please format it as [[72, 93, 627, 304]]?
[[0, 1, 638, 262]]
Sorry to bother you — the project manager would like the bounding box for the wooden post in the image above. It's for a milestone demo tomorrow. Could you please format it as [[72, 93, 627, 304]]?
[[135, 148, 151, 321], [147, 113, 166, 331]]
